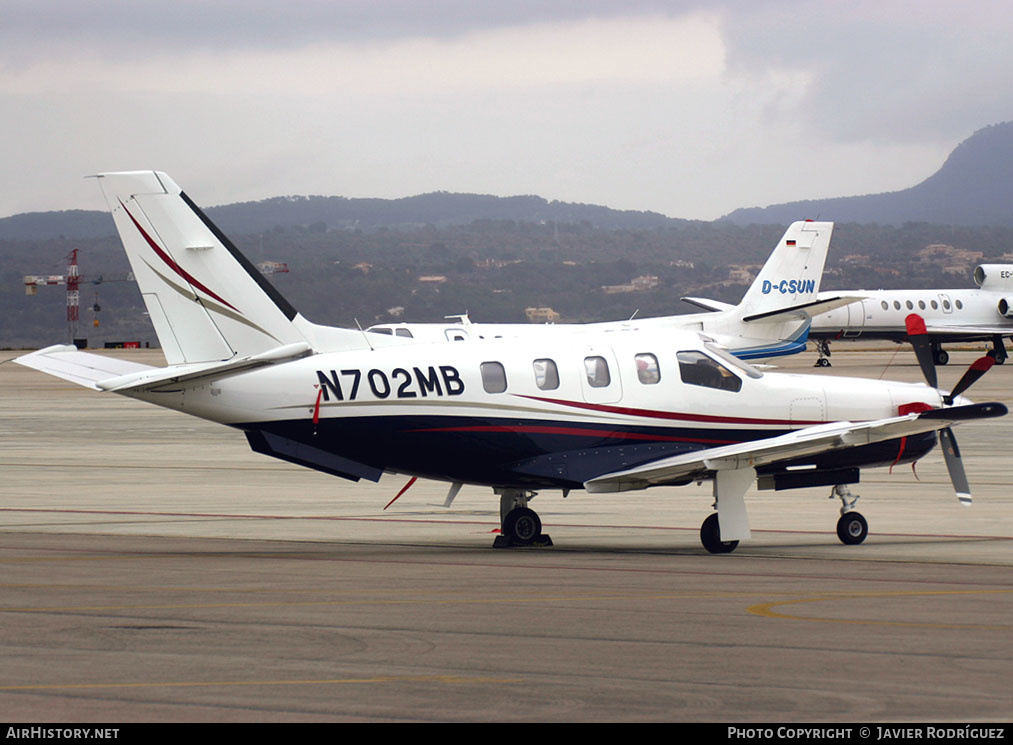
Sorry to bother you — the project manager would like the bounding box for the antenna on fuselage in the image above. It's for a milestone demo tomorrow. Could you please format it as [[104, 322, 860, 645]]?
[[354, 318, 375, 351]]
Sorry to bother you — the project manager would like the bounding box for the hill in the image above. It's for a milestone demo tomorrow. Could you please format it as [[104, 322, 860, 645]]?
[[0, 192, 686, 242], [723, 122, 1013, 226]]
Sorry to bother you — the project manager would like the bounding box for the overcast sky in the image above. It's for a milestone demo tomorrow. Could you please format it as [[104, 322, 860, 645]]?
[[3, 0, 1011, 220]]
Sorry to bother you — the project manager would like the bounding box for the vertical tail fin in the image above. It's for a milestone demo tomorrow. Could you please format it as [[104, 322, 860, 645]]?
[[95, 171, 309, 365], [737, 220, 834, 318]]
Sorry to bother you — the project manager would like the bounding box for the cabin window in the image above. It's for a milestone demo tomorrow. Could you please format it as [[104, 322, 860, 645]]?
[[584, 356, 611, 388], [955, 299, 963, 310], [635, 353, 660, 384], [930, 300, 938, 310], [881, 301, 889, 310], [480, 362, 507, 393], [942, 299, 951, 310], [370, 328, 393, 335], [906, 300, 913, 310], [533, 359, 559, 390], [893, 301, 901, 310], [395, 328, 413, 338], [677, 351, 742, 392], [918, 300, 926, 310]]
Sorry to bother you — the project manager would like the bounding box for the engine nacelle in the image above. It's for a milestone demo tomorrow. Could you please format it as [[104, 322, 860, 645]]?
[[998, 297, 1013, 318], [973, 264, 1013, 289]]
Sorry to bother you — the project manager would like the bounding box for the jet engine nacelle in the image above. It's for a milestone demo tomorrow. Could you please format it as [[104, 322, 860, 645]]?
[[997, 297, 1013, 318], [973, 264, 1013, 289]]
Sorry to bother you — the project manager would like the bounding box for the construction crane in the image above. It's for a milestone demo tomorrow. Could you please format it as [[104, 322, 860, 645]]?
[[24, 249, 134, 338], [24, 251, 289, 340]]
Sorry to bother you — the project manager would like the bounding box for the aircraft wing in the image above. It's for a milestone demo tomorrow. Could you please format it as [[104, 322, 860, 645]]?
[[13, 345, 155, 390], [923, 324, 1013, 336], [583, 402, 1005, 493]]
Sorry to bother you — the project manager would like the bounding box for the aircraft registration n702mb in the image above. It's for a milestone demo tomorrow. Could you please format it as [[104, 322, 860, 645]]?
[[14, 172, 1008, 553]]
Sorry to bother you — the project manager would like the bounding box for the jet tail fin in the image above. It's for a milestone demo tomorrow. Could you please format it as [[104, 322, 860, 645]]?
[[736, 221, 834, 319], [94, 171, 328, 365]]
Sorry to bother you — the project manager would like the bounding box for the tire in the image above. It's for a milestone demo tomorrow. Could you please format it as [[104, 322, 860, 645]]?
[[933, 349, 949, 366], [836, 512, 868, 545], [503, 507, 541, 545], [700, 513, 738, 554]]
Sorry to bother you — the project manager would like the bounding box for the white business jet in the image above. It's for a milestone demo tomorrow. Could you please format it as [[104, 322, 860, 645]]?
[[14, 172, 1005, 553], [807, 267, 1013, 366], [370, 221, 857, 361]]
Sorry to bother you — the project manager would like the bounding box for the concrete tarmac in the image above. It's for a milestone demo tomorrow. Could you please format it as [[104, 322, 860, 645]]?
[[0, 346, 1010, 722]]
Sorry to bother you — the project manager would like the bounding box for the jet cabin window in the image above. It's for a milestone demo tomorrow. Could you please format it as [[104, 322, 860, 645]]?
[[584, 356, 611, 388], [533, 359, 559, 390], [677, 351, 742, 392], [480, 362, 507, 393], [635, 353, 660, 384], [395, 328, 413, 338]]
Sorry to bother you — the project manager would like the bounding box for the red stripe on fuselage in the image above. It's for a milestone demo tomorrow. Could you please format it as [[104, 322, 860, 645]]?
[[405, 423, 739, 445], [119, 199, 240, 313], [518, 394, 823, 426]]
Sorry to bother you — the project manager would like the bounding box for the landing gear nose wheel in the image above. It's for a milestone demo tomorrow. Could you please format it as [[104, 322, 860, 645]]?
[[700, 513, 738, 554], [836, 512, 868, 545]]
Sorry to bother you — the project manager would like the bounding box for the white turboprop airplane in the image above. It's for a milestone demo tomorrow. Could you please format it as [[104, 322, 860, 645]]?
[[805, 267, 1013, 366], [369, 221, 858, 361], [14, 172, 1007, 553]]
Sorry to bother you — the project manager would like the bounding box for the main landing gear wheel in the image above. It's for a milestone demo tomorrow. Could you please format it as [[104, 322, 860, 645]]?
[[836, 512, 868, 545], [933, 347, 949, 366], [503, 507, 541, 545], [700, 513, 738, 554], [493, 489, 552, 548], [814, 339, 832, 367]]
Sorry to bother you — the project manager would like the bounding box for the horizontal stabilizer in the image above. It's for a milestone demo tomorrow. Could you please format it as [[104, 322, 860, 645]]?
[[96, 341, 313, 393], [742, 295, 864, 323], [14, 345, 155, 391], [681, 297, 733, 313]]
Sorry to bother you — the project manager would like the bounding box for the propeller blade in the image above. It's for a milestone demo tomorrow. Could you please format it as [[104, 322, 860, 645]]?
[[944, 355, 995, 405], [939, 427, 971, 505], [905, 313, 937, 388]]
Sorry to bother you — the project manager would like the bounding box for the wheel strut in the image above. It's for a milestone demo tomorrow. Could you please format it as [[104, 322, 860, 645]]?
[[830, 484, 868, 545], [814, 339, 832, 367]]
